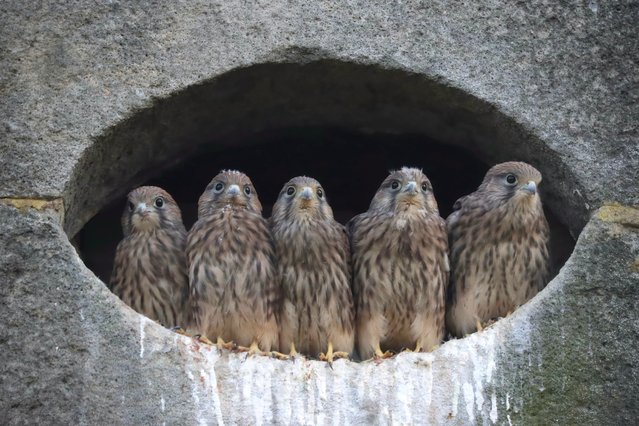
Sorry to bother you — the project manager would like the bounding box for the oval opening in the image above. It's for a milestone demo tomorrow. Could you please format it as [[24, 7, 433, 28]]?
[[69, 60, 577, 345]]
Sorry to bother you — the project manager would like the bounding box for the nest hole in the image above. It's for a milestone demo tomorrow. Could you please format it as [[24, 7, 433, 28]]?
[[68, 59, 577, 341]]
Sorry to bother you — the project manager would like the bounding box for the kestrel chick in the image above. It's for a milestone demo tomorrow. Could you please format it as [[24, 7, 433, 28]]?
[[348, 167, 449, 360], [110, 186, 188, 328], [270, 177, 354, 363], [446, 161, 550, 338], [186, 170, 278, 354]]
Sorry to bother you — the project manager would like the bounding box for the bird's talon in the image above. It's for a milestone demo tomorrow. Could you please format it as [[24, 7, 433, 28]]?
[[237, 341, 266, 357], [372, 350, 393, 361], [215, 337, 235, 350], [270, 351, 290, 360], [194, 335, 214, 345], [370, 341, 394, 361]]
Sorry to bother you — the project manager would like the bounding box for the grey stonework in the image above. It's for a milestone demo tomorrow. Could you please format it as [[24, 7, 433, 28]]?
[[0, 1, 637, 424]]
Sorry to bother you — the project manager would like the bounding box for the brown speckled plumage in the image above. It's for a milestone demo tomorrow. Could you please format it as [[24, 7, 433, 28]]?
[[110, 186, 188, 327], [348, 168, 449, 359], [270, 176, 354, 358], [186, 170, 278, 350], [446, 161, 550, 337]]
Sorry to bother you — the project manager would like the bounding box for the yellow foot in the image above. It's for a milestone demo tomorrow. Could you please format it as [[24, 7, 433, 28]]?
[[319, 342, 350, 365], [269, 351, 291, 360], [403, 344, 423, 353], [372, 344, 393, 361], [476, 320, 484, 332], [216, 337, 236, 351], [237, 341, 268, 357], [276, 343, 300, 362], [405, 343, 439, 353], [171, 326, 188, 336], [290, 343, 299, 359], [196, 335, 214, 345]]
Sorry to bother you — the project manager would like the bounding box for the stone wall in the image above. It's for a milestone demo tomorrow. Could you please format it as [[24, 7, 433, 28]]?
[[1, 1, 637, 424]]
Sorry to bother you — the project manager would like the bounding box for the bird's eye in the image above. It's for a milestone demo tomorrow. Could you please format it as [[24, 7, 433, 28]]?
[[391, 181, 400, 190], [286, 186, 296, 196], [214, 182, 224, 193], [421, 183, 429, 192], [127, 201, 134, 212], [244, 186, 251, 195], [154, 197, 164, 208], [506, 174, 517, 185], [317, 188, 324, 198]]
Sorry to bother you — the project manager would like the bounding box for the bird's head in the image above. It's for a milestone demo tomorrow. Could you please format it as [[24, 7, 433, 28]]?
[[198, 170, 262, 216], [272, 176, 334, 222], [369, 167, 440, 215], [121, 186, 183, 235], [479, 161, 543, 208]]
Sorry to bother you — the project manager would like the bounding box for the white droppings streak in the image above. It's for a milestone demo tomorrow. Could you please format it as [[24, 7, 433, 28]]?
[[424, 358, 433, 407], [472, 352, 485, 411], [186, 371, 199, 405], [160, 395, 165, 412], [486, 358, 496, 384], [395, 360, 413, 425], [451, 379, 460, 417], [316, 366, 327, 425], [139, 317, 145, 359], [462, 382, 475, 423], [203, 350, 225, 426], [490, 392, 498, 424], [79, 309, 84, 321], [507, 414, 513, 426], [506, 393, 510, 410]]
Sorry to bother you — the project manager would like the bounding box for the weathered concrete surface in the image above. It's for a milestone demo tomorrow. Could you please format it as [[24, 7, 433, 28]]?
[[0, 1, 638, 424], [1, 203, 638, 424], [1, 1, 637, 236]]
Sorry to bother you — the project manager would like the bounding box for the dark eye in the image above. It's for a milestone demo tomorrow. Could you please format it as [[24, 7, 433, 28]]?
[[421, 183, 429, 192], [154, 197, 164, 208], [506, 174, 517, 185], [244, 186, 251, 195], [127, 201, 134, 212], [214, 182, 224, 193], [286, 186, 295, 196], [391, 181, 400, 190], [317, 188, 323, 198]]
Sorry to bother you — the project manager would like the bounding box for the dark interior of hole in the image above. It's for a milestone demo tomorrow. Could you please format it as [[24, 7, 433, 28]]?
[[78, 126, 575, 284]]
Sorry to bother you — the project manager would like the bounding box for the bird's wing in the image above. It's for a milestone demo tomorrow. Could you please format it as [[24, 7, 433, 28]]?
[[446, 194, 472, 228], [344, 213, 362, 238]]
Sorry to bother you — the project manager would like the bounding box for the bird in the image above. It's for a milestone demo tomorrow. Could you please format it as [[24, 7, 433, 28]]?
[[270, 176, 354, 363], [186, 170, 278, 355], [109, 186, 188, 328], [445, 161, 550, 338], [348, 167, 449, 360]]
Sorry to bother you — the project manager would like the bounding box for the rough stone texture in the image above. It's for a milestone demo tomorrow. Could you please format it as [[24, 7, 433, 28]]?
[[0, 1, 638, 424], [1, 203, 638, 424], [1, 0, 637, 236]]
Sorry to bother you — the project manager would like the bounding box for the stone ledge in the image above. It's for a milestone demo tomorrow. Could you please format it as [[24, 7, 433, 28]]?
[[1, 205, 638, 424]]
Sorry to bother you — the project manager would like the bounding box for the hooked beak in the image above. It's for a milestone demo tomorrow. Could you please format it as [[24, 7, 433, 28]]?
[[227, 184, 240, 196], [521, 181, 537, 195], [301, 187, 313, 200], [135, 202, 150, 216], [404, 181, 418, 194]]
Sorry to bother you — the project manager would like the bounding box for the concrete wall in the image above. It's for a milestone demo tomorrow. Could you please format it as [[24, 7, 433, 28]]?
[[0, 1, 637, 424]]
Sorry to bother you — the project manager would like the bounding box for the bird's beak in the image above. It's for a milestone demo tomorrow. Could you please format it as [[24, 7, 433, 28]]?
[[301, 187, 313, 200], [520, 181, 537, 195], [227, 184, 240, 196], [404, 181, 418, 194], [135, 202, 150, 215]]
